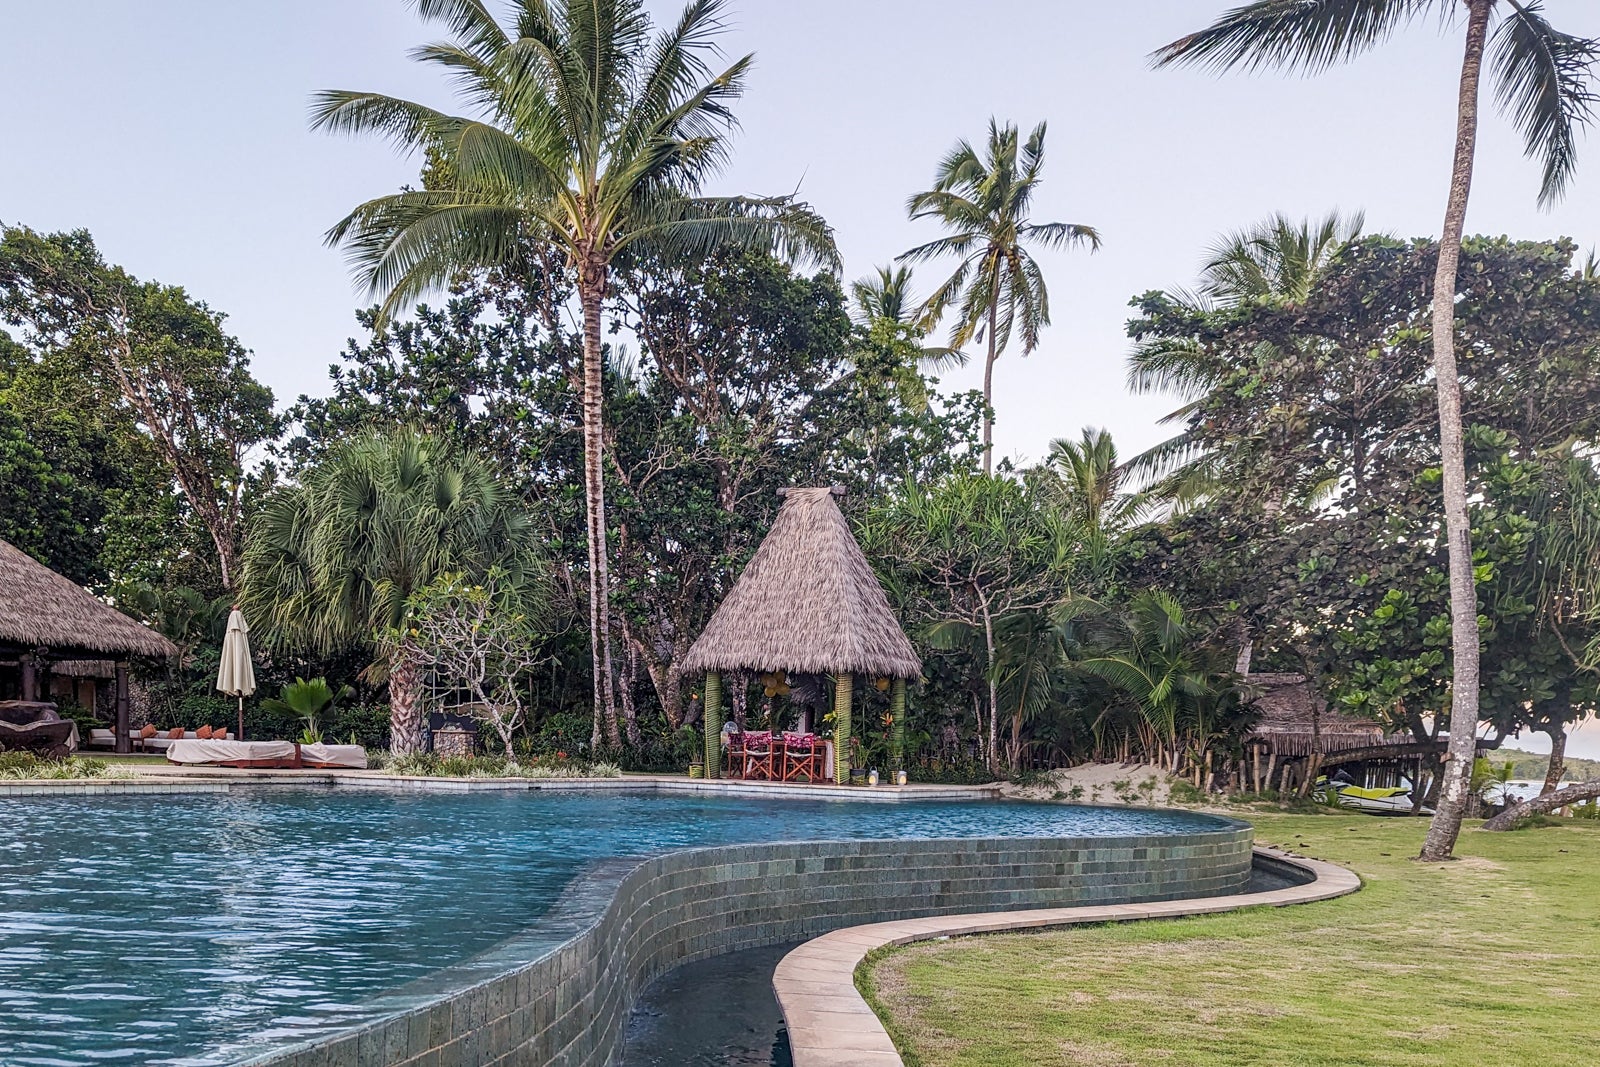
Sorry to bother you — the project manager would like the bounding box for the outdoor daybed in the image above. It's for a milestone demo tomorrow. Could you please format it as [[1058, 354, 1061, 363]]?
[[165, 739, 368, 769], [88, 727, 233, 752]]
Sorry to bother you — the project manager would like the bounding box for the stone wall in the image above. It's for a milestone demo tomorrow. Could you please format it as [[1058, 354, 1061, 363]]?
[[249, 823, 1251, 1067]]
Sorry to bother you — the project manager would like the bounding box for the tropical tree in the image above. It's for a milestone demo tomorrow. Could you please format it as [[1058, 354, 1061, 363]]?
[[0, 225, 280, 592], [863, 474, 1072, 772], [239, 429, 542, 754], [1125, 210, 1366, 511], [1199, 210, 1365, 307], [1041, 428, 1145, 537], [1069, 590, 1251, 782], [1155, 0, 1600, 862], [313, 0, 836, 748], [901, 120, 1100, 474]]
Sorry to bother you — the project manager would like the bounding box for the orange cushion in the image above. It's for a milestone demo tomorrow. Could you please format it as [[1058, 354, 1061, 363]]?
[[195, 725, 213, 739], [139, 724, 158, 739], [167, 727, 185, 740]]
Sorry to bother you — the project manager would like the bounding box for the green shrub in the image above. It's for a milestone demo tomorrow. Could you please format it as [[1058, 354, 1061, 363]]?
[[0, 752, 117, 780]]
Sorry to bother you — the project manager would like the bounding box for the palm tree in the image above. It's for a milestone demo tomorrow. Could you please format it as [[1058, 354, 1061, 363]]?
[[239, 429, 541, 754], [312, 0, 837, 747], [1199, 210, 1365, 307], [901, 120, 1100, 474], [1125, 210, 1366, 510], [1043, 428, 1145, 536], [1156, 0, 1600, 862], [1070, 590, 1244, 777]]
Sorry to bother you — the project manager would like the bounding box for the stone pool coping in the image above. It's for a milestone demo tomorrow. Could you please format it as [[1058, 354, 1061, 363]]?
[[773, 847, 1362, 1067], [0, 769, 1001, 800]]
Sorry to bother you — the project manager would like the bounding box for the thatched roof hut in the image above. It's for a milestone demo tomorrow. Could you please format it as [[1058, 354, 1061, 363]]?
[[0, 539, 176, 660], [1244, 673, 1393, 757], [681, 487, 921, 680]]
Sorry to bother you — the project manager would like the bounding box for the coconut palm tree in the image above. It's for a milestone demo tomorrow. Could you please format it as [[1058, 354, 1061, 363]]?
[[900, 120, 1100, 474], [1043, 428, 1146, 536], [1199, 210, 1365, 308], [239, 429, 541, 754], [1156, 0, 1600, 862], [312, 0, 837, 747], [1125, 210, 1366, 511]]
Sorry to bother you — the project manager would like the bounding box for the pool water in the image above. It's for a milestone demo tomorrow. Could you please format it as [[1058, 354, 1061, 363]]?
[[0, 788, 1229, 1066]]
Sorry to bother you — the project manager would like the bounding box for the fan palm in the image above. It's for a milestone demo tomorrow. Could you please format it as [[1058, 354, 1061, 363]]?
[[239, 429, 541, 754], [901, 120, 1100, 474], [312, 0, 837, 746], [1157, 0, 1600, 859]]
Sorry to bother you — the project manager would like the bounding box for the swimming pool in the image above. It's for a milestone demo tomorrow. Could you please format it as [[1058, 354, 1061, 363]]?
[[1, 788, 1240, 1066]]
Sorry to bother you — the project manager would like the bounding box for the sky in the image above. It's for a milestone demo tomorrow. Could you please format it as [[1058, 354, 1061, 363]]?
[[5, 1, 1600, 757]]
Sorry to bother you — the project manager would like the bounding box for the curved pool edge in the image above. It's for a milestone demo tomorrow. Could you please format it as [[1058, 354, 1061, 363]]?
[[239, 819, 1253, 1067], [0, 772, 1001, 801], [774, 847, 1362, 1067]]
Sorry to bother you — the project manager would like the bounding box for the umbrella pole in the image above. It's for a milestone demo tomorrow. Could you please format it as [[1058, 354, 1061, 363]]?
[[238, 695, 245, 742]]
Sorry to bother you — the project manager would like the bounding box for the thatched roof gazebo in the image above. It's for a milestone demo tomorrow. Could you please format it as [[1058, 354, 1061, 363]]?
[[680, 487, 920, 782], [0, 538, 177, 752]]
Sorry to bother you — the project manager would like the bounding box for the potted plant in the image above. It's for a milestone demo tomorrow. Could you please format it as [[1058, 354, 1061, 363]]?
[[688, 753, 704, 779]]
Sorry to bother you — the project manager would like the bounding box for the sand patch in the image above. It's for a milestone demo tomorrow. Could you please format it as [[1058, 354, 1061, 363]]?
[[1002, 762, 1182, 807]]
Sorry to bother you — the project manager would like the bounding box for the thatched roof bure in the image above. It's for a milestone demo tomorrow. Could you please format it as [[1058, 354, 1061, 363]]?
[[0, 539, 177, 660], [680, 488, 922, 679], [1244, 673, 1392, 757]]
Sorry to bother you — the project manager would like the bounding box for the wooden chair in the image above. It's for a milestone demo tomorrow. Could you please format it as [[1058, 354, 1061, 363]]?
[[742, 730, 775, 780], [779, 732, 820, 782], [724, 729, 744, 777]]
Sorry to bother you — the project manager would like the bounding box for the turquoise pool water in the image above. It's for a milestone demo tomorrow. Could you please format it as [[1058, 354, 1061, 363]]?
[[0, 788, 1231, 1066]]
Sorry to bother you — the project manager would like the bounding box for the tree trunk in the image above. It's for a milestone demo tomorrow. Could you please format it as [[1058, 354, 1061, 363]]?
[[981, 294, 999, 476], [1543, 727, 1568, 795], [1419, 0, 1492, 863], [1482, 779, 1600, 831], [979, 593, 1000, 775], [388, 644, 425, 755], [578, 261, 620, 749]]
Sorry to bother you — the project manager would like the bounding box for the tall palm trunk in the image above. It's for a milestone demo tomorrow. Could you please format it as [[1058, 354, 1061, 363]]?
[[388, 642, 425, 755], [578, 258, 621, 749], [982, 292, 999, 476], [1420, 0, 1492, 862]]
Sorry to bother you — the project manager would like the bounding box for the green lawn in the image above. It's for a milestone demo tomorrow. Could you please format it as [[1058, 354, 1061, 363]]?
[[865, 813, 1597, 1067]]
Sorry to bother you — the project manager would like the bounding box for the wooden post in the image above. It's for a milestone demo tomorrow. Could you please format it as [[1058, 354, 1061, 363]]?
[[114, 662, 131, 755], [702, 672, 722, 779], [834, 673, 853, 784], [20, 653, 37, 702], [889, 677, 906, 773]]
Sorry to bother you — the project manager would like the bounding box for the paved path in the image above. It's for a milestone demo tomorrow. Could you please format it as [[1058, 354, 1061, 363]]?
[[773, 848, 1361, 1067]]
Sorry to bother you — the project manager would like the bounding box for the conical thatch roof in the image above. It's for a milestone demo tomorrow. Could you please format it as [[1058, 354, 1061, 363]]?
[[0, 539, 177, 659], [680, 488, 921, 679]]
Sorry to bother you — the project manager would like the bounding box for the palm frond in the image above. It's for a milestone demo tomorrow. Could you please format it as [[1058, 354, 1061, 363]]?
[[1491, 0, 1600, 207], [1152, 0, 1438, 76]]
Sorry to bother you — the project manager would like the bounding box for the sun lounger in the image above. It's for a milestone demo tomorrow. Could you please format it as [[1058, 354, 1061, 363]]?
[[298, 743, 367, 769], [166, 739, 299, 768], [164, 739, 368, 769]]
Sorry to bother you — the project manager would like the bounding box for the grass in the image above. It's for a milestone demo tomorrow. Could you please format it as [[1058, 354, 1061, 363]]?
[[864, 813, 1597, 1067]]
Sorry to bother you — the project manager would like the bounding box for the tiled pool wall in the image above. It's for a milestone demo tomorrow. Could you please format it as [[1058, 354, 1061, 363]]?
[[249, 823, 1253, 1067]]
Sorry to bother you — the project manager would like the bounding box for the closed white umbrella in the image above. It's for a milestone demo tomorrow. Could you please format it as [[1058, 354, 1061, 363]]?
[[216, 607, 256, 741]]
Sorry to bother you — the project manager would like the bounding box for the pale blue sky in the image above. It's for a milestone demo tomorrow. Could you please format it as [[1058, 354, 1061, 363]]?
[[4, 2, 1599, 755]]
